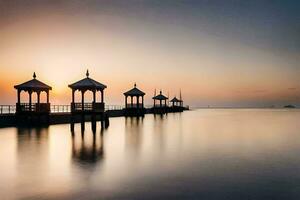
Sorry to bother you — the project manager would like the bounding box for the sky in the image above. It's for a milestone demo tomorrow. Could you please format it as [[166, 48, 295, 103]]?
[[0, 0, 299, 107]]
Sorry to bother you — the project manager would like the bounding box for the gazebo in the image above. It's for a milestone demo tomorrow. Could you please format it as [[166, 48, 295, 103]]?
[[124, 83, 145, 115], [14, 72, 52, 114], [170, 97, 182, 107], [153, 90, 168, 108], [68, 70, 107, 114]]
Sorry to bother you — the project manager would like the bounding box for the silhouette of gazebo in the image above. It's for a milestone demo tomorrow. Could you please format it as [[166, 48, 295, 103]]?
[[123, 83, 145, 116], [68, 70, 107, 113], [153, 90, 168, 108], [68, 70, 107, 132], [14, 72, 52, 114], [170, 96, 184, 112], [170, 97, 182, 107]]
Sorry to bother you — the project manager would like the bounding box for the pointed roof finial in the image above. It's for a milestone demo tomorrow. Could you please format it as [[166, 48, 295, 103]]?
[[86, 69, 89, 78], [160, 90, 162, 95], [33, 72, 36, 79], [134, 82, 137, 88]]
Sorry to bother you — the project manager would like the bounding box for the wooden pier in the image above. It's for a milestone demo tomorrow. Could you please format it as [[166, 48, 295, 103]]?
[[0, 71, 189, 128]]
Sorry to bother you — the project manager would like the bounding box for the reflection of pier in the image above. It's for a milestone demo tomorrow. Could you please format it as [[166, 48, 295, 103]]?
[[125, 116, 144, 156], [68, 70, 109, 133]]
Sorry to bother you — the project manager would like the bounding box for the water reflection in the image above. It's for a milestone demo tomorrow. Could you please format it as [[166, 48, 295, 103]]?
[[0, 110, 300, 199], [71, 129, 104, 167], [153, 114, 167, 151], [125, 116, 144, 156], [16, 127, 49, 164]]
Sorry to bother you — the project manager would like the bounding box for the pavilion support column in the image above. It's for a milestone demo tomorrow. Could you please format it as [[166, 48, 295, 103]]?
[[137, 96, 139, 109], [93, 90, 96, 103], [154, 99, 156, 107], [46, 91, 49, 103], [37, 91, 41, 104], [165, 100, 167, 107], [160, 100, 162, 108], [81, 90, 85, 111], [142, 96, 144, 108], [72, 89, 75, 103], [125, 96, 128, 109], [29, 91, 32, 111], [17, 90, 21, 104], [131, 96, 133, 107], [101, 90, 104, 103]]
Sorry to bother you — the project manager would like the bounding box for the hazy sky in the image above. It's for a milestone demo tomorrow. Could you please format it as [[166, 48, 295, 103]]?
[[0, 0, 299, 107]]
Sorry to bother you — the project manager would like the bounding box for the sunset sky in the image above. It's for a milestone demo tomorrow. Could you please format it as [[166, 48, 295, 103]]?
[[0, 0, 299, 107]]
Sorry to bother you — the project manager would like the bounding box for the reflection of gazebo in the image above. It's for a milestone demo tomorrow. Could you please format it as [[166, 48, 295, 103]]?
[[123, 83, 145, 116], [68, 70, 107, 114], [14, 72, 52, 114], [72, 133, 104, 165]]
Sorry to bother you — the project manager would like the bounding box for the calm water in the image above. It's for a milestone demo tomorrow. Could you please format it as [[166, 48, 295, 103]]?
[[1, 109, 300, 200]]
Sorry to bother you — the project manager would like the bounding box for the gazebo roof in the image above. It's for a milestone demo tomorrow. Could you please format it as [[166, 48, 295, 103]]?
[[124, 83, 145, 96], [68, 70, 107, 90], [153, 91, 168, 100], [14, 72, 52, 91], [170, 97, 182, 103]]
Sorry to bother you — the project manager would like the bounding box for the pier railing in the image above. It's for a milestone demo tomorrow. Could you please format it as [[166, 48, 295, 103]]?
[[16, 103, 50, 113], [126, 103, 144, 108], [0, 104, 187, 115], [71, 103, 105, 113], [0, 105, 16, 114], [51, 105, 71, 113]]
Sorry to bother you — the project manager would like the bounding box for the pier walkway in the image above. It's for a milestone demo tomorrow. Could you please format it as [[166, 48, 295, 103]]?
[[0, 104, 189, 128]]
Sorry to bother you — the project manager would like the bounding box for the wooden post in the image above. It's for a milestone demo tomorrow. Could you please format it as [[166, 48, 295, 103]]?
[[92, 114, 96, 133], [81, 90, 85, 111], [70, 115, 74, 132], [93, 90, 96, 103], [137, 96, 139, 109], [131, 96, 133, 107], [46, 91, 49, 103], [17, 90, 20, 104], [81, 114, 85, 132], [72, 89, 75, 103], [37, 91, 41, 104], [29, 91, 32, 111], [125, 95, 128, 109], [142, 96, 144, 108], [101, 90, 104, 103]]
